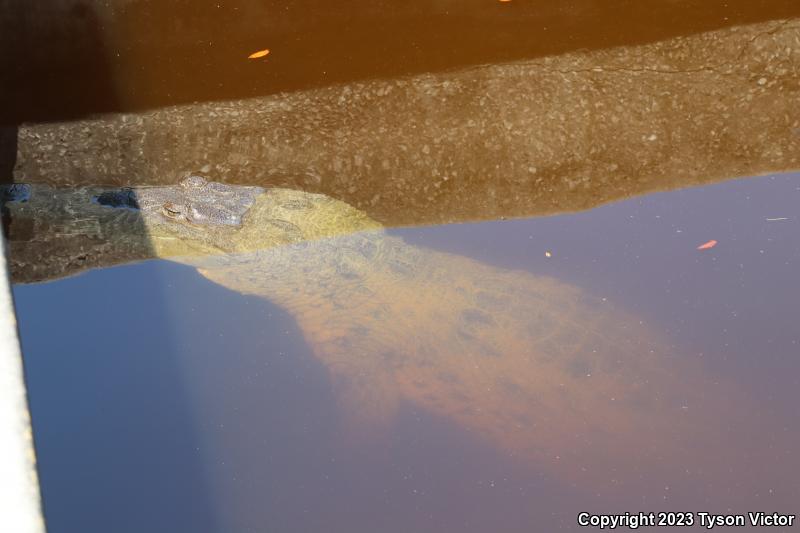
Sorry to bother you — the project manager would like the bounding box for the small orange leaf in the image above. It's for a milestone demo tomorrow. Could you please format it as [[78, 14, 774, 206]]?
[[248, 49, 270, 59], [697, 240, 718, 250]]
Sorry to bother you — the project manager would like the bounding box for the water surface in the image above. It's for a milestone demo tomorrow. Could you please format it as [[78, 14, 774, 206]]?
[[13, 173, 800, 532]]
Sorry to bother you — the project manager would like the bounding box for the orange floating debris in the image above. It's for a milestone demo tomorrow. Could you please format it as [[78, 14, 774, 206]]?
[[248, 49, 270, 59], [697, 240, 718, 250]]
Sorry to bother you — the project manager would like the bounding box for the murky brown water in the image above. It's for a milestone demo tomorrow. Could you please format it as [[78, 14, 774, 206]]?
[[11, 173, 800, 532], [4, 0, 800, 122]]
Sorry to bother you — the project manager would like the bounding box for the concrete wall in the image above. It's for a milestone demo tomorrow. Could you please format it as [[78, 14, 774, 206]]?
[[0, 239, 45, 532]]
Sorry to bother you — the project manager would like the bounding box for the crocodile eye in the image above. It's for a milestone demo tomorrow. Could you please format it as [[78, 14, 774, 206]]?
[[162, 202, 184, 218]]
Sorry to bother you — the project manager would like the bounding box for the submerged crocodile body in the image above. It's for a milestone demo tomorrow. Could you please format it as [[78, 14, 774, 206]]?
[[1, 178, 775, 492]]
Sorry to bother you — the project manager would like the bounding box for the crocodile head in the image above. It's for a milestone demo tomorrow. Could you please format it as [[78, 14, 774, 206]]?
[[95, 175, 383, 258], [93, 175, 265, 229]]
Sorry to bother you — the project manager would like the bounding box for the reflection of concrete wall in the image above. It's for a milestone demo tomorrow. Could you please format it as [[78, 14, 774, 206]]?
[[14, 19, 800, 226]]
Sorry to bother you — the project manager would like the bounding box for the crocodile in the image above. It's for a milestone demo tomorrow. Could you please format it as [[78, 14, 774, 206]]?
[[1, 177, 770, 491]]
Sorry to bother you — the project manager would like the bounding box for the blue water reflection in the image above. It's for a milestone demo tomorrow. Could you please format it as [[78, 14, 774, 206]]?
[[14, 173, 800, 532]]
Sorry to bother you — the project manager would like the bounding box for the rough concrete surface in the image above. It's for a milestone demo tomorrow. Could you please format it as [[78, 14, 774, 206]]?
[[13, 19, 800, 226]]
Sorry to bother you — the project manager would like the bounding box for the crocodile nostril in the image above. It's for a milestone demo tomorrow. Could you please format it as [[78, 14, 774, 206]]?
[[188, 205, 207, 222], [181, 175, 208, 189]]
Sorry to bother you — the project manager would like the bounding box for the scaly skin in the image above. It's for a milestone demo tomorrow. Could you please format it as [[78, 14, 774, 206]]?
[[134, 175, 265, 227]]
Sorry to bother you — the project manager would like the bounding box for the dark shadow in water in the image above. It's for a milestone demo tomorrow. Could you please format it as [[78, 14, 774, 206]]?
[[1, 0, 799, 122], [0, 0, 120, 124], [0, 125, 16, 184], [0, 125, 18, 235]]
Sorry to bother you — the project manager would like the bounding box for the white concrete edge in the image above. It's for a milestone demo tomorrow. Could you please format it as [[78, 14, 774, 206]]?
[[0, 237, 46, 532]]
